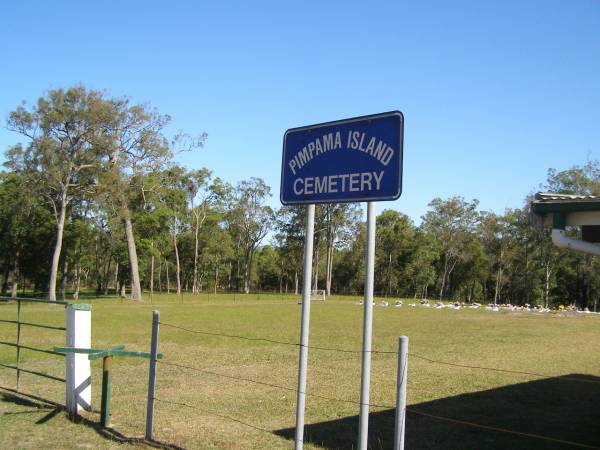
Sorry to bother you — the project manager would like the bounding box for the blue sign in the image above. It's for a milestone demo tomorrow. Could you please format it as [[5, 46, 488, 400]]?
[[280, 111, 403, 205]]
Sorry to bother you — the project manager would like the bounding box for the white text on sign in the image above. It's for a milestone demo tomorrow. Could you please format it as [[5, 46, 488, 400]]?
[[293, 171, 384, 195], [288, 131, 395, 175]]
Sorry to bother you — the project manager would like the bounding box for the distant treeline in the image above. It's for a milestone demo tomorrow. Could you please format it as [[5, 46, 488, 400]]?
[[1, 86, 599, 309]]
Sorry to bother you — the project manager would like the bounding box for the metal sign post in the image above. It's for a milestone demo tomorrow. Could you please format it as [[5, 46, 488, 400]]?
[[358, 201, 377, 449], [282, 111, 403, 449], [295, 204, 315, 449]]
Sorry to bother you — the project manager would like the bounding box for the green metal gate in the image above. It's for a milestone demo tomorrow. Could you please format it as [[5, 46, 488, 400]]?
[[0, 296, 69, 395]]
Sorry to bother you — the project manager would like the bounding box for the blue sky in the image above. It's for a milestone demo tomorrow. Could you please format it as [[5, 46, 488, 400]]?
[[1, 1, 599, 223]]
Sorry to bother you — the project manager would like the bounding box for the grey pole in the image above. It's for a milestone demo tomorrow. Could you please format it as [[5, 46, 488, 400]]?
[[295, 203, 315, 450], [145, 310, 160, 441], [358, 201, 377, 450], [394, 336, 409, 450]]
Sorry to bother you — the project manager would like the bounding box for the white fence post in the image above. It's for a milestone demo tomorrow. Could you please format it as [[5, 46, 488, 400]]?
[[394, 336, 409, 450], [66, 304, 92, 416]]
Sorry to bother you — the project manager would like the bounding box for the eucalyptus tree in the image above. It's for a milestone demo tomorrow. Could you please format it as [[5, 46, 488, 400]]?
[[97, 97, 206, 300], [228, 178, 274, 293], [421, 196, 480, 300], [333, 221, 366, 293], [375, 209, 415, 296], [160, 166, 191, 295], [183, 169, 231, 294], [321, 203, 361, 296], [88, 209, 120, 295], [479, 212, 516, 303], [0, 172, 39, 297], [183, 168, 211, 293], [545, 160, 600, 196], [274, 206, 306, 294], [5, 87, 109, 301], [405, 230, 439, 299], [202, 220, 233, 293]]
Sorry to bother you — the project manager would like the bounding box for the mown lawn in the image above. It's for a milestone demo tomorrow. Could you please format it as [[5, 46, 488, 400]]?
[[1, 293, 599, 449]]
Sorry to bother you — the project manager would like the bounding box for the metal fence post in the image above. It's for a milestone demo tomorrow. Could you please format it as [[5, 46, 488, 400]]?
[[394, 336, 409, 450], [145, 310, 160, 441], [16, 299, 21, 391], [100, 355, 113, 427]]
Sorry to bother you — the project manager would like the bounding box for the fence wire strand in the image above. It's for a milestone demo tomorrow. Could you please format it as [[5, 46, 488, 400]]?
[[160, 321, 599, 384], [157, 320, 600, 449], [158, 358, 600, 449], [406, 408, 600, 450], [154, 398, 272, 433], [410, 353, 600, 384], [160, 321, 394, 354]]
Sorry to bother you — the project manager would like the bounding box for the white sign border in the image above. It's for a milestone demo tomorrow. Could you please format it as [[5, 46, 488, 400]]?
[[280, 110, 404, 205]]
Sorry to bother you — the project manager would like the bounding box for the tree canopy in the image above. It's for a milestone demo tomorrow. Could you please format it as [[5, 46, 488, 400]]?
[[2, 85, 599, 310]]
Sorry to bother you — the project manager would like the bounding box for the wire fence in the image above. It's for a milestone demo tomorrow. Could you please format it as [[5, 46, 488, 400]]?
[[154, 320, 600, 449], [159, 321, 600, 384]]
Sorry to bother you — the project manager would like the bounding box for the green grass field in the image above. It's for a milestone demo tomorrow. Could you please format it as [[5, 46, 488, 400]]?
[[1, 293, 599, 449]]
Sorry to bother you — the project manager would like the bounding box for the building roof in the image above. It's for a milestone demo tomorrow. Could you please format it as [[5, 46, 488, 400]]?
[[535, 192, 600, 202], [532, 192, 600, 214]]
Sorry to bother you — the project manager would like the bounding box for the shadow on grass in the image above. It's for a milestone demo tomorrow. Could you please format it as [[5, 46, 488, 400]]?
[[0, 388, 184, 450], [275, 374, 600, 450]]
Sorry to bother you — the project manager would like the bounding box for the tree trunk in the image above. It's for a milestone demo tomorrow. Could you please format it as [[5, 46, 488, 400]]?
[[103, 258, 110, 295], [294, 270, 299, 295], [172, 225, 182, 295], [214, 258, 219, 294], [325, 243, 334, 297], [123, 216, 142, 301], [114, 262, 119, 295], [545, 262, 551, 308], [243, 249, 252, 294], [73, 264, 81, 300], [313, 247, 320, 291], [150, 253, 155, 298], [494, 265, 502, 304], [198, 262, 205, 292], [439, 254, 449, 300], [61, 256, 69, 301], [49, 193, 68, 302], [386, 253, 393, 298], [227, 261, 232, 290], [192, 211, 202, 294], [10, 250, 20, 299], [166, 259, 170, 293], [158, 256, 162, 293], [1, 260, 10, 295]]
